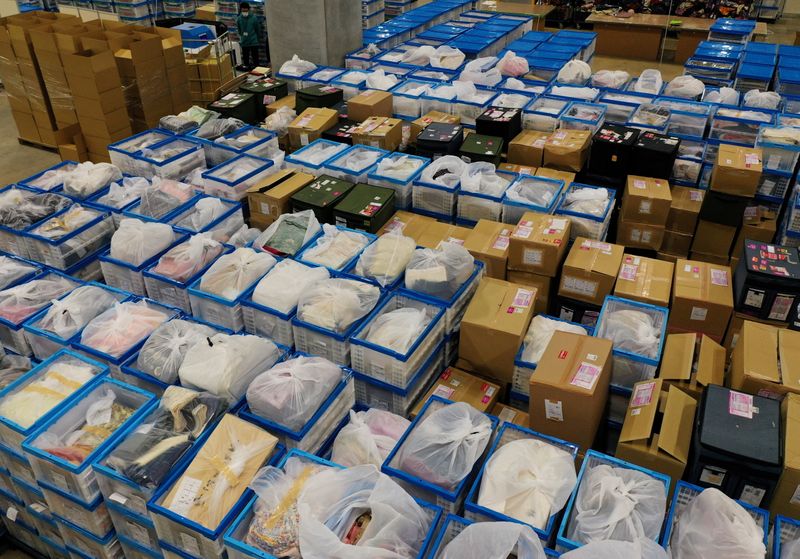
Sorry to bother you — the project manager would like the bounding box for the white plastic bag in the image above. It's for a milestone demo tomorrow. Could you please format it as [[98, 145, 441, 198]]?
[[110, 218, 175, 266], [252, 259, 330, 313], [404, 243, 474, 299], [354, 231, 416, 287], [561, 538, 669, 558], [548, 85, 599, 100], [96, 177, 150, 209], [0, 256, 37, 291], [246, 355, 342, 431], [37, 285, 120, 339], [80, 301, 170, 358], [460, 162, 512, 197], [366, 69, 399, 90], [136, 319, 217, 383], [401, 45, 436, 66], [254, 209, 321, 257], [366, 307, 430, 353], [664, 75, 705, 99], [150, 234, 224, 283], [568, 464, 667, 545], [175, 198, 227, 231], [264, 106, 297, 135], [62, 162, 122, 198], [459, 57, 502, 87], [297, 464, 430, 559], [279, 54, 317, 76], [228, 224, 261, 247], [440, 522, 547, 559], [375, 155, 424, 180], [504, 176, 561, 208], [633, 69, 663, 95], [179, 333, 282, 403], [301, 225, 370, 270], [0, 275, 76, 324], [669, 488, 766, 559], [331, 409, 410, 467], [396, 402, 492, 490], [522, 315, 588, 365], [744, 89, 782, 109], [557, 60, 592, 84], [419, 155, 467, 188], [591, 70, 630, 89], [705, 87, 739, 105], [430, 46, 466, 70], [296, 278, 380, 333], [198, 247, 276, 300], [477, 438, 577, 529], [497, 50, 529, 77], [195, 118, 246, 140], [598, 309, 660, 358]]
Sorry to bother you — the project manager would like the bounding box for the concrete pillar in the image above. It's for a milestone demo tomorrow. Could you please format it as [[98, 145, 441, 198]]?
[[266, 0, 363, 70]]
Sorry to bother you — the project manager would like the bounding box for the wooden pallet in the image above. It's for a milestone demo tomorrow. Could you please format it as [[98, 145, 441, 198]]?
[[17, 137, 59, 153]]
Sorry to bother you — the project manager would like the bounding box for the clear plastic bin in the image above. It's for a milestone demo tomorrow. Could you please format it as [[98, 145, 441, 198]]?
[[346, 46, 383, 70], [99, 234, 187, 297], [523, 96, 569, 132], [554, 183, 616, 242], [201, 155, 276, 202], [420, 84, 457, 115], [114, 0, 152, 18], [28, 501, 64, 546], [755, 125, 800, 176], [6, 515, 46, 555], [390, 80, 434, 118], [0, 186, 72, 258], [452, 89, 497, 126], [413, 179, 459, 219], [118, 535, 162, 559], [18, 161, 79, 193], [367, 153, 430, 210], [241, 288, 297, 348], [23, 207, 114, 271], [292, 312, 361, 367], [55, 516, 122, 559], [108, 131, 174, 176], [187, 272, 260, 332], [0, 441, 36, 486], [710, 108, 776, 145], [0, 255, 40, 291], [627, 103, 671, 134], [107, 503, 160, 551], [502, 175, 565, 224], [40, 482, 113, 538], [195, 126, 278, 169], [10, 473, 45, 507], [457, 170, 516, 225], [331, 70, 370, 99], [773, 515, 800, 558], [284, 139, 349, 176], [132, 138, 206, 182], [559, 101, 606, 134], [169, 197, 244, 242], [323, 145, 389, 184]]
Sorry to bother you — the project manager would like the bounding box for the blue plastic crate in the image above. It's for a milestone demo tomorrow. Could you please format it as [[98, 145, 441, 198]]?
[[502, 175, 565, 224], [17, 161, 79, 193], [0, 254, 41, 291], [284, 139, 350, 177], [99, 230, 188, 296]]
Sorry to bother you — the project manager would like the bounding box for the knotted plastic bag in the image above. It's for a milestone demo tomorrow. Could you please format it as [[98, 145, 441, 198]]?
[[0, 275, 76, 324], [497, 50, 529, 77], [278, 55, 317, 77], [705, 87, 739, 105], [150, 234, 224, 283], [175, 198, 228, 231], [405, 243, 474, 299], [96, 177, 150, 209], [80, 301, 170, 358], [568, 464, 667, 545], [297, 464, 430, 559], [254, 210, 321, 257], [633, 69, 663, 95], [556, 60, 592, 84], [669, 488, 766, 559], [459, 57, 502, 87], [366, 69, 399, 91], [597, 309, 660, 359], [136, 320, 217, 383], [430, 46, 465, 69], [477, 438, 577, 529], [375, 155, 425, 180], [365, 307, 430, 353], [419, 155, 467, 188], [195, 118, 246, 140], [62, 162, 122, 198], [246, 355, 341, 431], [460, 162, 512, 197], [591, 70, 630, 89], [744, 89, 782, 110], [396, 402, 492, 490], [110, 218, 175, 266], [440, 522, 547, 559], [198, 247, 276, 300], [264, 106, 297, 135], [354, 231, 416, 287], [523, 315, 588, 364], [296, 278, 381, 333], [252, 259, 330, 314], [228, 224, 261, 247], [561, 538, 668, 558], [664, 75, 705, 99], [37, 285, 120, 339], [331, 409, 410, 467], [401, 45, 436, 66], [301, 225, 370, 270]]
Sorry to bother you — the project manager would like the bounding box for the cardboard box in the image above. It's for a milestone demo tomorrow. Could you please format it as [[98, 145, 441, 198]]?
[[660, 333, 725, 400], [691, 220, 737, 257], [723, 311, 787, 359], [499, 163, 537, 175], [535, 167, 576, 187], [770, 393, 800, 518], [558, 238, 625, 306], [410, 366, 500, 419], [246, 170, 316, 223], [729, 321, 800, 399], [347, 89, 392, 122], [350, 116, 402, 151], [459, 278, 536, 384], [528, 331, 613, 451], [288, 107, 338, 149], [73, 91, 126, 121], [12, 109, 40, 142], [542, 129, 591, 173], [506, 270, 551, 314], [661, 230, 692, 257], [689, 251, 729, 266], [710, 144, 763, 197], [491, 403, 529, 427], [410, 110, 460, 141], [616, 220, 666, 251], [462, 219, 512, 280], [731, 203, 779, 260], [622, 175, 672, 226], [508, 212, 570, 277], [377, 211, 434, 243], [416, 221, 471, 250], [265, 93, 295, 115], [667, 186, 704, 234], [78, 107, 130, 138], [669, 259, 733, 341], [507, 130, 549, 167], [614, 254, 674, 308], [616, 380, 697, 484]]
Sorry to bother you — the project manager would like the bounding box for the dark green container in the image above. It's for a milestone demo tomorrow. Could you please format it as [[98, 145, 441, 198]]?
[[290, 174, 355, 224], [459, 134, 504, 166], [333, 183, 396, 234], [240, 77, 288, 121], [295, 85, 344, 115], [208, 92, 259, 124]]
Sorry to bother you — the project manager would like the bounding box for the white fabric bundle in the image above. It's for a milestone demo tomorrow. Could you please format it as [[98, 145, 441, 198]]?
[[497, 50, 529, 77], [492, 93, 532, 109], [375, 155, 425, 180], [365, 307, 430, 353], [263, 106, 297, 135], [301, 225, 370, 270], [561, 186, 610, 220], [252, 259, 330, 314], [366, 69, 399, 90], [599, 309, 660, 359], [783, 539, 800, 559], [664, 75, 705, 99], [36, 285, 120, 339], [431, 45, 466, 69], [355, 231, 416, 287], [80, 301, 170, 358], [401, 45, 436, 66], [633, 69, 663, 95], [279, 54, 316, 76], [330, 147, 383, 173], [477, 439, 576, 529], [459, 56, 502, 87], [549, 86, 599, 100], [440, 522, 547, 559], [522, 315, 588, 365], [591, 70, 630, 89], [505, 177, 561, 208], [297, 465, 430, 559], [96, 177, 150, 209], [135, 319, 217, 384], [419, 155, 467, 188], [503, 78, 545, 94], [396, 402, 492, 490], [198, 247, 276, 300], [405, 243, 474, 299], [669, 488, 766, 559], [460, 162, 512, 197], [62, 162, 122, 198], [175, 198, 227, 231], [150, 234, 223, 283], [179, 333, 281, 403], [296, 278, 380, 333], [744, 89, 782, 109], [557, 60, 592, 84], [110, 218, 175, 266], [331, 409, 410, 467], [246, 355, 341, 431], [705, 87, 739, 106], [568, 464, 667, 545], [561, 538, 668, 558]]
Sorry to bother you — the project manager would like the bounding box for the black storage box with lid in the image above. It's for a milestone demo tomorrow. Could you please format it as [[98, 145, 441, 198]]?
[[208, 92, 259, 124], [734, 241, 800, 322], [686, 384, 782, 508], [333, 183, 396, 233], [459, 134, 504, 166], [476, 106, 522, 141], [699, 190, 749, 227], [322, 120, 360, 145], [588, 124, 640, 181], [290, 174, 355, 224], [416, 122, 464, 158], [629, 131, 681, 180], [294, 85, 345, 115], [551, 295, 601, 329], [240, 77, 288, 121]]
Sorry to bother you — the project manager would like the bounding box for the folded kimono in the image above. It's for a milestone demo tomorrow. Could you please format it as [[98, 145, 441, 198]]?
[[35, 285, 121, 339], [136, 320, 217, 384], [150, 234, 224, 283], [198, 247, 276, 300], [79, 301, 170, 358], [296, 278, 381, 333], [251, 260, 330, 314], [0, 275, 77, 324]]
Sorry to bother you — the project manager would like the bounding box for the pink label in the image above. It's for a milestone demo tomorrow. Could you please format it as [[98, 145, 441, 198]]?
[[619, 263, 638, 281], [581, 240, 612, 251], [513, 225, 533, 239], [492, 235, 510, 250], [729, 391, 754, 419], [513, 288, 534, 308], [433, 385, 455, 399], [296, 114, 314, 127], [570, 362, 602, 390], [631, 381, 657, 407], [633, 179, 646, 189], [710, 268, 729, 287], [689, 190, 704, 202], [745, 153, 761, 166], [554, 131, 567, 140]]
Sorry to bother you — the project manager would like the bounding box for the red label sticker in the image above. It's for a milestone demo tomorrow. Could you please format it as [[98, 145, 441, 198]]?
[[558, 350, 568, 360]]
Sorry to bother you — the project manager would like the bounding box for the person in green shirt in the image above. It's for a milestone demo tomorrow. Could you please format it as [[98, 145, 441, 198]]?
[[236, 2, 262, 70]]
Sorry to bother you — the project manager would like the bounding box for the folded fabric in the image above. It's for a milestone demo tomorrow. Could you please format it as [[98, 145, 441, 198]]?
[[151, 234, 224, 283], [62, 162, 122, 198], [301, 225, 370, 270], [136, 320, 217, 383], [0, 275, 76, 324], [255, 210, 321, 257], [523, 315, 588, 365], [228, 224, 262, 247], [296, 278, 381, 333], [0, 354, 32, 391], [405, 243, 474, 299], [137, 178, 194, 219], [0, 256, 38, 290], [198, 247, 276, 300], [0, 189, 70, 230], [440, 522, 547, 559], [365, 308, 430, 353], [252, 259, 330, 314], [354, 232, 415, 287], [294, 141, 347, 165], [110, 218, 175, 266], [159, 115, 198, 134], [176, 105, 220, 125], [561, 538, 668, 559], [194, 117, 246, 140], [744, 89, 782, 110], [80, 301, 170, 358], [36, 285, 120, 339], [329, 147, 384, 173], [331, 409, 410, 467]]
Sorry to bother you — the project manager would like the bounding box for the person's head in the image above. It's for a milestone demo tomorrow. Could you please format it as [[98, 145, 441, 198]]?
[[240, 2, 250, 15]]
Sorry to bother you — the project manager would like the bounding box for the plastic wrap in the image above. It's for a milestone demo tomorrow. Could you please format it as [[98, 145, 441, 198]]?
[[401, 45, 436, 66], [497, 50, 529, 77], [150, 234, 224, 283], [254, 210, 321, 257], [561, 186, 609, 217], [62, 162, 123, 199], [279, 55, 317, 76], [0, 354, 32, 391], [228, 224, 261, 247], [296, 278, 380, 333], [198, 247, 276, 300], [354, 231, 416, 287], [419, 156, 467, 188], [599, 310, 660, 358], [633, 70, 663, 95], [0, 275, 76, 324], [396, 402, 492, 489], [505, 177, 560, 208], [135, 320, 217, 383], [549, 86, 599, 100], [28, 164, 75, 191], [159, 115, 198, 134], [264, 106, 298, 135], [522, 315, 588, 364], [591, 70, 630, 89], [174, 198, 227, 231], [110, 218, 175, 266], [705, 87, 739, 105], [331, 409, 410, 467], [137, 178, 195, 219], [246, 355, 341, 430], [179, 333, 282, 403], [761, 126, 800, 146], [0, 190, 70, 229], [568, 464, 666, 545], [0, 256, 38, 290], [366, 69, 399, 90], [743, 89, 782, 109], [556, 60, 592, 84], [477, 439, 576, 529], [375, 155, 425, 180], [177, 106, 220, 125], [330, 147, 384, 174], [35, 285, 120, 339], [194, 117, 247, 140], [664, 76, 705, 99], [459, 57, 502, 87], [561, 538, 668, 558], [440, 522, 547, 559], [404, 243, 474, 299], [366, 307, 430, 353], [301, 225, 370, 270], [252, 259, 331, 314], [460, 162, 512, 196], [430, 46, 466, 70], [80, 301, 170, 358], [95, 177, 150, 209]]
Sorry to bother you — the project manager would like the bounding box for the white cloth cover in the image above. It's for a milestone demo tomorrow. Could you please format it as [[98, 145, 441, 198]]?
[[135, 319, 217, 384], [633, 69, 663, 95], [557, 60, 592, 84], [198, 247, 276, 300], [568, 464, 667, 545], [404, 243, 474, 299], [252, 259, 330, 314], [80, 301, 169, 358], [459, 57, 502, 87], [440, 522, 547, 559], [664, 75, 705, 99], [366, 69, 399, 90], [705, 87, 739, 105], [365, 307, 430, 353], [599, 310, 660, 359], [331, 409, 410, 467], [460, 162, 512, 197], [591, 70, 630, 89], [497, 50, 529, 77], [477, 438, 577, 529], [523, 315, 588, 365], [783, 539, 800, 558], [301, 225, 370, 270], [396, 402, 492, 490], [110, 218, 175, 266], [296, 278, 380, 333], [354, 231, 416, 287], [279, 55, 316, 76], [669, 488, 766, 559], [62, 162, 122, 198], [36, 285, 119, 339], [246, 355, 341, 431], [744, 89, 782, 109], [297, 464, 429, 559], [419, 156, 467, 188], [561, 538, 668, 558], [179, 333, 281, 403]]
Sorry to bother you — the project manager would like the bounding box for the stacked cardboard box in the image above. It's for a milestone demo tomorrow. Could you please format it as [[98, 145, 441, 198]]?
[[28, 21, 82, 128], [154, 26, 192, 114], [618, 175, 672, 252], [186, 49, 235, 105], [661, 185, 703, 260]]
